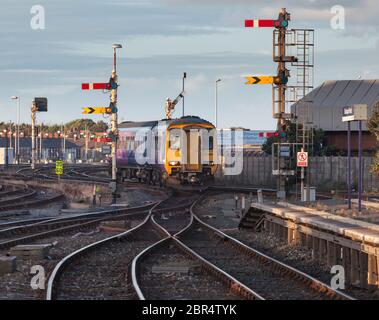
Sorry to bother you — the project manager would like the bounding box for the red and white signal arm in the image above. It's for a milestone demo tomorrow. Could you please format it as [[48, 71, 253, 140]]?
[[297, 151, 308, 167]]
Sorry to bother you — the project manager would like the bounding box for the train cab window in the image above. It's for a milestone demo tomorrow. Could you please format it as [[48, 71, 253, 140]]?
[[169, 131, 181, 150]]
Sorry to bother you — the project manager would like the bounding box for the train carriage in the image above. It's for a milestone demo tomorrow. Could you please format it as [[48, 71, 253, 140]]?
[[117, 116, 217, 185]]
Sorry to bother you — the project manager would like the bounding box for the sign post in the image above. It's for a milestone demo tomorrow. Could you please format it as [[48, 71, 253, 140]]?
[[297, 150, 308, 167], [347, 121, 351, 209], [342, 104, 368, 212], [55, 160, 63, 181], [297, 149, 308, 202]]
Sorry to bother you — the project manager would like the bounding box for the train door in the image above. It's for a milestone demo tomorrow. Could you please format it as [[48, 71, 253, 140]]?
[[185, 128, 201, 172]]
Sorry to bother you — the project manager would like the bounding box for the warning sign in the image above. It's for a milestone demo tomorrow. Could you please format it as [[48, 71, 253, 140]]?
[[55, 160, 63, 175], [297, 151, 308, 167]]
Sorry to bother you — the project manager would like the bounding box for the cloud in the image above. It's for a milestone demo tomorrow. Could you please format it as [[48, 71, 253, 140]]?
[[2, 69, 63, 74], [0, 0, 377, 129], [185, 74, 208, 93], [18, 84, 77, 96]]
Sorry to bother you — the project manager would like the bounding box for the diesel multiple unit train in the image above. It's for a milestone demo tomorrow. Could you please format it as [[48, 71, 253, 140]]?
[[116, 116, 218, 185]]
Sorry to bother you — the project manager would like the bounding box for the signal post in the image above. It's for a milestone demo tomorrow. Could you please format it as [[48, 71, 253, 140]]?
[[244, 8, 314, 200], [82, 44, 122, 204], [31, 102, 37, 170], [31, 98, 48, 170], [110, 44, 122, 204]]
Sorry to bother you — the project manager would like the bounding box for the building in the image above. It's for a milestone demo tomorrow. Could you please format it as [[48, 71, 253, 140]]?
[[291, 80, 379, 153], [0, 138, 81, 163]]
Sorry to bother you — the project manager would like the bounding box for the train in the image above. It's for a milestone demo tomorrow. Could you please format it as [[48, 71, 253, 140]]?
[[116, 116, 218, 185]]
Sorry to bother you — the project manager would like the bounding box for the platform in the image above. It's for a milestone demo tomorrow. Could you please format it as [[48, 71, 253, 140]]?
[[250, 201, 379, 288]]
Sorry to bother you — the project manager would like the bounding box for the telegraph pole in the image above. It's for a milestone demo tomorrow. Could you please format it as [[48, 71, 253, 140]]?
[[111, 44, 122, 204]]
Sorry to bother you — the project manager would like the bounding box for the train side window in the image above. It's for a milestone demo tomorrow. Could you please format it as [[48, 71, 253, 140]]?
[[209, 136, 213, 150]]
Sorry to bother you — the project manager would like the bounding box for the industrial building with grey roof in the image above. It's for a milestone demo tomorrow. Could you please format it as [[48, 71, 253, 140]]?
[[292, 80, 379, 131], [291, 80, 379, 152]]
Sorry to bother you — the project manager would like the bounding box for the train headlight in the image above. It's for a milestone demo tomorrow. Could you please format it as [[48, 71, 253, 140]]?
[[169, 161, 180, 166]]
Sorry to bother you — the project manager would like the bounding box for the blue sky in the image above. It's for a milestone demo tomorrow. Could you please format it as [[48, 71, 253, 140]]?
[[0, 0, 378, 130]]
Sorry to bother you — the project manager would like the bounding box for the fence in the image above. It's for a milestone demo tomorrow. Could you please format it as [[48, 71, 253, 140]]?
[[216, 155, 379, 192]]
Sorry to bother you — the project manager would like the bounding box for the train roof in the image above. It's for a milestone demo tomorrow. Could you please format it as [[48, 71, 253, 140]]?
[[169, 116, 214, 126], [119, 116, 214, 129], [119, 120, 159, 129]]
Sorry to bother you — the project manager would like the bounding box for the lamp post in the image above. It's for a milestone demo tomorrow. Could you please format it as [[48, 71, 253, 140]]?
[[215, 78, 221, 128], [182, 72, 186, 117], [111, 43, 122, 204], [11, 96, 20, 164], [3, 129, 8, 168]]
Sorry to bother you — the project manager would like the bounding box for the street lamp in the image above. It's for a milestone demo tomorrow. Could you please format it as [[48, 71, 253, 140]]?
[[112, 44, 122, 72], [11, 96, 20, 164], [182, 72, 187, 117], [3, 129, 8, 168], [215, 79, 221, 128]]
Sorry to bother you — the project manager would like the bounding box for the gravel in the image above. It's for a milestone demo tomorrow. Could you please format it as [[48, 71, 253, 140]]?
[[0, 216, 147, 300], [54, 222, 161, 300], [194, 193, 379, 300], [139, 240, 241, 300]]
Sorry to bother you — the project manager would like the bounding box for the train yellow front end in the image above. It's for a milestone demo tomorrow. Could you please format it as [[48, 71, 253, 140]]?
[[165, 116, 217, 184]]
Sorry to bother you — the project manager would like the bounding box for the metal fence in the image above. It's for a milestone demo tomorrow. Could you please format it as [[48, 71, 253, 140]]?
[[216, 155, 379, 192]]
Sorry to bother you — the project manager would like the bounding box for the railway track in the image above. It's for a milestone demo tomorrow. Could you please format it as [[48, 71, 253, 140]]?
[[0, 181, 65, 213], [5, 165, 110, 185], [0, 202, 157, 251], [0, 188, 36, 206], [49, 218, 161, 300], [131, 197, 260, 300], [172, 197, 354, 300], [46, 192, 197, 300], [133, 238, 243, 300], [50, 187, 345, 301], [0, 192, 64, 212]]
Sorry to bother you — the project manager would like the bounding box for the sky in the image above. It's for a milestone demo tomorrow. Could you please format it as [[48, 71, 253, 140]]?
[[0, 0, 378, 130]]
